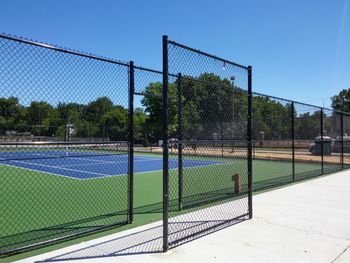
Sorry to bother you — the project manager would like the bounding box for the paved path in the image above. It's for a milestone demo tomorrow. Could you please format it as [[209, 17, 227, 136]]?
[[16, 170, 350, 263]]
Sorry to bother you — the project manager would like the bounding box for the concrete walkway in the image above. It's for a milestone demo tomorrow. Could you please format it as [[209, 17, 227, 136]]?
[[16, 170, 350, 263]]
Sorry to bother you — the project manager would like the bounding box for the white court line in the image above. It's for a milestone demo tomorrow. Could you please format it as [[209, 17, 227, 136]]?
[[81, 160, 229, 181], [63, 155, 125, 164], [60, 155, 160, 164], [11, 160, 111, 177], [0, 162, 83, 181], [0, 156, 226, 182], [60, 158, 163, 167], [0, 155, 162, 181]]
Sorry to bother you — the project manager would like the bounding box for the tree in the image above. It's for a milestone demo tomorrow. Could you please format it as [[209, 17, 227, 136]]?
[[83, 97, 114, 138], [180, 73, 237, 140], [331, 88, 350, 112], [26, 101, 59, 136], [0, 97, 25, 134], [134, 107, 147, 143], [252, 97, 292, 140], [295, 111, 322, 139], [141, 82, 178, 141], [103, 106, 128, 141], [57, 102, 86, 139]]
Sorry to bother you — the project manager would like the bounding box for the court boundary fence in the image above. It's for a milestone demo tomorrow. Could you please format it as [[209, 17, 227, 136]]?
[[0, 34, 156, 258], [1, 33, 350, 258], [250, 92, 350, 190]]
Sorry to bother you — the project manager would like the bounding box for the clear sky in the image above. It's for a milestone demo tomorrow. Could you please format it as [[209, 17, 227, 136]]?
[[1, 0, 349, 108]]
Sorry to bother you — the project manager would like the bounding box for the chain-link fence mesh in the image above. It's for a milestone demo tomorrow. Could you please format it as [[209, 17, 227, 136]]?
[[0, 35, 131, 257], [252, 93, 293, 189], [343, 113, 350, 168], [2, 33, 350, 258], [164, 39, 251, 249], [322, 109, 342, 173], [132, 66, 164, 216], [294, 103, 323, 179]]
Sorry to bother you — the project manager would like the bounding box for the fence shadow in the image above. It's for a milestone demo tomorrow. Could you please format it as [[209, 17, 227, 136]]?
[[0, 211, 128, 258], [33, 216, 246, 262], [34, 224, 163, 262]]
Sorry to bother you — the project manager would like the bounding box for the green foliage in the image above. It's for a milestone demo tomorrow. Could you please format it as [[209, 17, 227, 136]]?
[[134, 108, 147, 143], [103, 107, 128, 140], [0, 97, 26, 134], [141, 82, 178, 141], [331, 88, 350, 112], [0, 96, 146, 141], [252, 97, 292, 140], [142, 130, 149, 147], [1, 73, 335, 143]]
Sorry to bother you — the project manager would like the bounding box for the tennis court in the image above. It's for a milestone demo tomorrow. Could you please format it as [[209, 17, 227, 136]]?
[[0, 147, 221, 180], [0, 144, 337, 258]]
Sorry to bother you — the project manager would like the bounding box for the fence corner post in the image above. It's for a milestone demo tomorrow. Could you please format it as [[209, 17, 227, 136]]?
[[128, 61, 135, 224], [162, 35, 169, 252], [247, 65, 253, 219]]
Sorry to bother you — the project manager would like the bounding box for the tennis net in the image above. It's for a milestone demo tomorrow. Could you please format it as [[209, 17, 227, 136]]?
[[0, 141, 129, 161]]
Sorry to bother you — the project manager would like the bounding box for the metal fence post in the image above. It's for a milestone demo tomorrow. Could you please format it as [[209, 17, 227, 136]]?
[[320, 108, 324, 174], [247, 66, 253, 219], [177, 73, 183, 211], [162, 35, 169, 252], [128, 61, 135, 223], [341, 112, 344, 169], [291, 102, 295, 181]]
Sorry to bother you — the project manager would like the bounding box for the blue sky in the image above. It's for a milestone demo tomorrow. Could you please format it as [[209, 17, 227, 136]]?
[[1, 0, 349, 108]]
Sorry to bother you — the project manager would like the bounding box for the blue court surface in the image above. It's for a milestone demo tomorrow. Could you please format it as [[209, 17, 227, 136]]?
[[0, 153, 221, 180]]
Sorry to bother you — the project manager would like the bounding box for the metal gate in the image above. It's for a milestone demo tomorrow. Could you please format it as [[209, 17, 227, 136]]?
[[162, 36, 253, 251]]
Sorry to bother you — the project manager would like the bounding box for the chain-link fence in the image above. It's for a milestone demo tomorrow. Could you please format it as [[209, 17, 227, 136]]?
[[0, 34, 132, 257], [343, 113, 350, 168], [2, 33, 350, 258], [251, 92, 350, 190], [162, 36, 252, 251], [132, 66, 164, 215], [252, 93, 294, 189]]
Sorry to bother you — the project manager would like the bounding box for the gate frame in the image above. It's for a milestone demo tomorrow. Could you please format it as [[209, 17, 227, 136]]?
[[162, 35, 253, 252]]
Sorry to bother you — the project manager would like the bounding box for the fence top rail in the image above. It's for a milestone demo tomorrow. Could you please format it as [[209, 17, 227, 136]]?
[[0, 141, 128, 146], [253, 90, 350, 115], [0, 33, 130, 67], [134, 65, 163, 75], [252, 91, 293, 104], [167, 39, 249, 70]]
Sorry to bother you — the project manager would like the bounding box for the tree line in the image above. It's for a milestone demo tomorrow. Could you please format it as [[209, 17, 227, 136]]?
[[0, 96, 147, 142], [1, 74, 347, 143]]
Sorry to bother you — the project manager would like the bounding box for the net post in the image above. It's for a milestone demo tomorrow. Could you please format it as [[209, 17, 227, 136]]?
[[128, 61, 135, 224], [177, 73, 183, 211], [320, 108, 324, 174], [162, 35, 169, 252], [291, 101, 295, 181], [247, 65, 253, 219]]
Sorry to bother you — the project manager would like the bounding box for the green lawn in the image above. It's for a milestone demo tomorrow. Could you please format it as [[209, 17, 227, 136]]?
[[0, 154, 343, 260]]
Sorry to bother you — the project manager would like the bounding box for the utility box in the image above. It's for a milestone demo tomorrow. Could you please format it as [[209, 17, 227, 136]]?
[[309, 136, 332, 155]]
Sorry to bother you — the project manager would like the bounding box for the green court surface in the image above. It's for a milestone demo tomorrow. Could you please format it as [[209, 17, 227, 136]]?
[[0, 153, 342, 261]]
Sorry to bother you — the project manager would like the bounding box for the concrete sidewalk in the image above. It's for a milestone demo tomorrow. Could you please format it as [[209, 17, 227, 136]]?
[[16, 170, 350, 263]]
